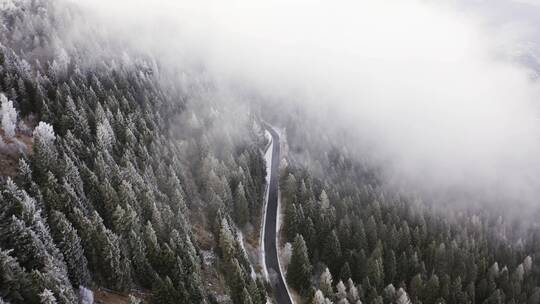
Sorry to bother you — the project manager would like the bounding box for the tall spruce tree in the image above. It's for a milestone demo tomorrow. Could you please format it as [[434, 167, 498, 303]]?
[[287, 234, 312, 294], [234, 183, 249, 226], [49, 211, 90, 287]]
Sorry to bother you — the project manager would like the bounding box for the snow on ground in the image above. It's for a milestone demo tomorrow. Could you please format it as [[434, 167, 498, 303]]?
[[236, 230, 257, 280], [260, 129, 273, 281], [276, 189, 295, 303], [264, 130, 273, 186]]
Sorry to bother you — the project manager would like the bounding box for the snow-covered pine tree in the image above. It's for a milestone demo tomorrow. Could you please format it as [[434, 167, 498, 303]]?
[[0, 94, 17, 138], [49, 211, 91, 287], [38, 289, 57, 304]]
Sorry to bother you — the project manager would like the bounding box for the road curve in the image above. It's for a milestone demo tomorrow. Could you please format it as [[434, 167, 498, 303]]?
[[262, 124, 294, 304]]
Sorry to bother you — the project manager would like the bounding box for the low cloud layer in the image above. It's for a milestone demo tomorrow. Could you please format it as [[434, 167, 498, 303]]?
[[70, 0, 540, 213]]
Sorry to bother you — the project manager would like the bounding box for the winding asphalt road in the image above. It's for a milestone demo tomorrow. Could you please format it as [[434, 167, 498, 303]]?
[[262, 124, 294, 304]]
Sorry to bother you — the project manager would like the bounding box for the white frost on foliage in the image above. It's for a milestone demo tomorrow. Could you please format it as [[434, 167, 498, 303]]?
[[128, 295, 142, 304], [33, 122, 56, 144], [39, 289, 57, 304], [319, 190, 330, 209], [0, 0, 16, 10], [79, 286, 93, 304], [263, 130, 272, 186], [347, 280, 359, 302], [336, 280, 347, 300], [313, 290, 327, 304], [280, 242, 292, 270], [1, 93, 18, 138], [319, 268, 333, 296], [188, 112, 201, 129], [236, 231, 256, 279], [96, 119, 115, 150], [396, 288, 412, 304], [383, 284, 396, 299], [524, 256, 533, 273], [489, 262, 500, 277], [471, 215, 481, 227], [515, 264, 525, 281]]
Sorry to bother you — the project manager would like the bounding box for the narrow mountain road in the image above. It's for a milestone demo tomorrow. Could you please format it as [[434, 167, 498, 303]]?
[[262, 124, 294, 304]]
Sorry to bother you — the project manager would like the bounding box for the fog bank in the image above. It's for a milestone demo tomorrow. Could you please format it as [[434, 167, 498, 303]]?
[[69, 0, 540, 212]]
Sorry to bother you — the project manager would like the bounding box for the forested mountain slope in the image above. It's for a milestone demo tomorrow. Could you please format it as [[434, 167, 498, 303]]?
[[271, 108, 540, 304], [2, 1, 540, 304], [0, 1, 268, 303]]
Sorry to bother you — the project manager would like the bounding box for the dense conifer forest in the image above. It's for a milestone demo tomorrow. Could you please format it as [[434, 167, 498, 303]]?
[[276, 114, 540, 304], [0, 1, 267, 303], [2, 1, 540, 304]]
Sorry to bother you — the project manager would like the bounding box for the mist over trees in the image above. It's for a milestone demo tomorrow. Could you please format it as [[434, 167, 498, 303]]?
[[2, 0, 540, 304], [271, 107, 540, 304], [0, 1, 267, 303]]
